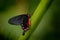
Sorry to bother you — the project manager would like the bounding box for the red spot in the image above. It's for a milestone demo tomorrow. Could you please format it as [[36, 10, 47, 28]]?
[[27, 14, 31, 26]]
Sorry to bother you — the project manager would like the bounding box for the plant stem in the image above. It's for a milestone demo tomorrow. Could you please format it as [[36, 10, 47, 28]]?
[[18, 0, 53, 40]]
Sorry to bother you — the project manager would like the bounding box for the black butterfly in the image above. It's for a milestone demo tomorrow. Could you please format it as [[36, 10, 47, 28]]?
[[8, 14, 31, 35]]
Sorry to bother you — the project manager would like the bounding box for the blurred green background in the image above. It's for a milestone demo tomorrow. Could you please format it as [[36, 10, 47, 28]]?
[[0, 0, 60, 40]]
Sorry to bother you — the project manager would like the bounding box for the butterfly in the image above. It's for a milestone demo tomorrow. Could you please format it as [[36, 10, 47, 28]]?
[[8, 14, 31, 35]]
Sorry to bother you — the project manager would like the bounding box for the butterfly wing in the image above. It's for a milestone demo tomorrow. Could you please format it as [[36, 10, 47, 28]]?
[[8, 15, 23, 25]]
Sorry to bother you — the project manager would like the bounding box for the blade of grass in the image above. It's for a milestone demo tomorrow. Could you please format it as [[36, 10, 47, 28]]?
[[18, 0, 53, 40]]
